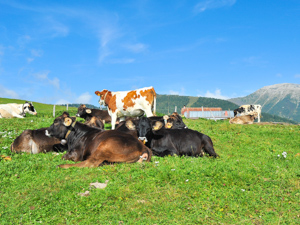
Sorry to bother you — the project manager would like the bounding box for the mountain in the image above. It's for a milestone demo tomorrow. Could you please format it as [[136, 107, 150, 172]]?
[[229, 83, 300, 122]]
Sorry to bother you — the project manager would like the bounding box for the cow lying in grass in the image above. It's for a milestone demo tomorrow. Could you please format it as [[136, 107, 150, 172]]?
[[0, 102, 37, 118], [229, 113, 258, 124], [11, 128, 66, 154], [45, 112, 152, 168], [125, 117, 218, 157]]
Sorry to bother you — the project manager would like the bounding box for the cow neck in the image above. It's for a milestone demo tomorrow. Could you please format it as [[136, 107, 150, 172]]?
[[103, 91, 110, 106], [65, 121, 77, 140], [21, 104, 25, 116]]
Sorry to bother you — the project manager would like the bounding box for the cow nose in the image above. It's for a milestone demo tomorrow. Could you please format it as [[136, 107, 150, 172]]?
[[138, 137, 148, 144]]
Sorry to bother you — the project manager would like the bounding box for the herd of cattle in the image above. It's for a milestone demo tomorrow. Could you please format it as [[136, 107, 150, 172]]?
[[1, 86, 262, 168]]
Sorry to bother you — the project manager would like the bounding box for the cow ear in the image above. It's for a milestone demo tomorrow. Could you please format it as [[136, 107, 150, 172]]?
[[63, 118, 73, 127], [152, 121, 164, 131], [86, 109, 92, 114], [125, 120, 136, 130]]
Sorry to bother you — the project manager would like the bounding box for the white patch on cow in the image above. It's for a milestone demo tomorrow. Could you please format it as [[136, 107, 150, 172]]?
[[0, 103, 37, 118], [30, 140, 39, 154]]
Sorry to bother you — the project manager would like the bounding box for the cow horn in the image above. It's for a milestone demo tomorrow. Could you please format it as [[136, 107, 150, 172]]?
[[64, 117, 73, 127]]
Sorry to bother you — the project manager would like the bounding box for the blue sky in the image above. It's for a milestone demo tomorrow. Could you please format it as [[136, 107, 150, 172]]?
[[0, 0, 299, 106]]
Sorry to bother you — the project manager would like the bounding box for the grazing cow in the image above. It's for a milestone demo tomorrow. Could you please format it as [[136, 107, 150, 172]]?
[[95, 86, 156, 129], [76, 104, 111, 124], [45, 113, 152, 168], [0, 102, 37, 118], [234, 104, 262, 122], [229, 113, 257, 124], [11, 128, 66, 154], [125, 117, 218, 157]]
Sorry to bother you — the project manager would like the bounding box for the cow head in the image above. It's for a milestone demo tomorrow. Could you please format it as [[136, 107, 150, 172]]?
[[76, 104, 92, 117], [164, 113, 187, 129], [125, 117, 164, 144], [95, 90, 109, 106], [23, 102, 37, 115], [45, 112, 76, 140]]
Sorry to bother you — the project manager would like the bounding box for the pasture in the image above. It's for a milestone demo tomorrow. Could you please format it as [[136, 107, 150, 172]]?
[[0, 105, 299, 224]]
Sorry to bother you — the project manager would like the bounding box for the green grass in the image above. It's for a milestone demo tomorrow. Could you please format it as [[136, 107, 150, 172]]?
[[0, 101, 299, 224]]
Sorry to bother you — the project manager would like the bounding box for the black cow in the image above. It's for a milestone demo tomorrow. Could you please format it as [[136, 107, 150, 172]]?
[[125, 117, 218, 157], [45, 112, 152, 168], [11, 127, 66, 154], [76, 104, 111, 124], [115, 112, 187, 137]]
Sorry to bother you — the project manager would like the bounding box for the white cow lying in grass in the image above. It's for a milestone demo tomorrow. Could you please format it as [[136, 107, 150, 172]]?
[[0, 102, 37, 118]]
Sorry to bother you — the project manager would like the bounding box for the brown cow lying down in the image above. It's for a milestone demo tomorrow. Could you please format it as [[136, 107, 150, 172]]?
[[11, 127, 66, 154], [229, 114, 257, 124], [84, 116, 104, 129], [45, 113, 152, 168]]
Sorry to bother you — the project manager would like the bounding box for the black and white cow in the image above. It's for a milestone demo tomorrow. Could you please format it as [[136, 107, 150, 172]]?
[[233, 104, 262, 122], [0, 102, 37, 118]]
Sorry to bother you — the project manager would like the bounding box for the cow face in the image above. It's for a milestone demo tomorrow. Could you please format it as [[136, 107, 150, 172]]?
[[95, 90, 108, 106], [126, 117, 163, 143], [23, 102, 37, 115], [45, 112, 74, 140], [76, 104, 88, 117], [165, 114, 187, 129]]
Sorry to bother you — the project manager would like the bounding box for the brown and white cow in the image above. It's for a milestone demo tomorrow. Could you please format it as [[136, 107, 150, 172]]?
[[11, 127, 66, 154], [95, 86, 156, 129], [229, 113, 258, 124]]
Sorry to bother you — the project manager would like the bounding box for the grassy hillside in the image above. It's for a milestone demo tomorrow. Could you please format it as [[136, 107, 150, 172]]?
[[0, 106, 299, 224], [0, 98, 78, 117]]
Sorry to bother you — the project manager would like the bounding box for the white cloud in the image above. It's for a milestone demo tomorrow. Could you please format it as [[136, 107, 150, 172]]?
[[55, 99, 71, 105], [34, 71, 60, 89], [124, 43, 148, 53], [0, 85, 19, 99], [75, 92, 92, 104], [202, 89, 229, 99], [169, 88, 185, 95], [108, 58, 135, 64], [276, 73, 282, 77], [194, 0, 236, 13], [294, 74, 300, 78], [44, 17, 69, 38]]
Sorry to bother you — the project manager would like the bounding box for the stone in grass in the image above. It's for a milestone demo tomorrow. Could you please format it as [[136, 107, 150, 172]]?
[[90, 180, 109, 189]]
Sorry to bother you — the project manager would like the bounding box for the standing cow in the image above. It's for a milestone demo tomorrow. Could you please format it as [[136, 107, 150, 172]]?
[[95, 86, 156, 129]]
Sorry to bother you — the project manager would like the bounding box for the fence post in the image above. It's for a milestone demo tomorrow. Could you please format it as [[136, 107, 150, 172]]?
[[67, 104, 69, 111], [53, 105, 56, 117], [174, 106, 177, 113]]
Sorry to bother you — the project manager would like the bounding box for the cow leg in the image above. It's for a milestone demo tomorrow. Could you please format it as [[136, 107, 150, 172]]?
[[202, 136, 218, 157], [12, 112, 24, 118], [58, 157, 105, 168], [111, 113, 118, 130]]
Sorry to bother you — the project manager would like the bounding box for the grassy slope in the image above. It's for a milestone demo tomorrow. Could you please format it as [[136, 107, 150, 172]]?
[[0, 100, 299, 224]]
